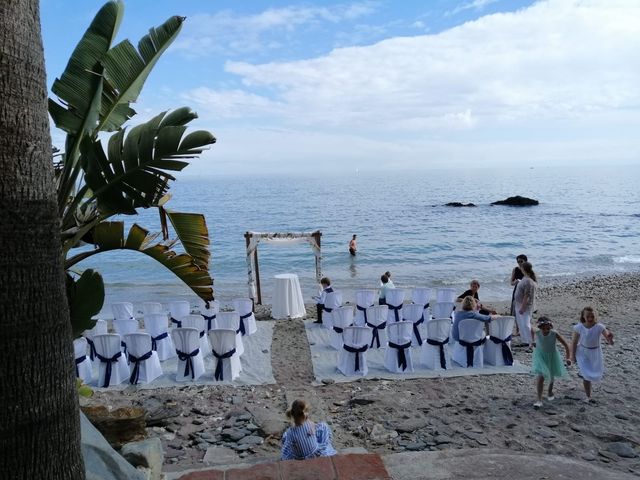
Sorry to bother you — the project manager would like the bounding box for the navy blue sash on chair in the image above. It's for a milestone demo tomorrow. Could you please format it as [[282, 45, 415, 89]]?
[[412, 315, 425, 346], [389, 341, 411, 371], [343, 344, 368, 372], [86, 338, 96, 361], [75, 355, 86, 377], [177, 348, 200, 379], [128, 350, 153, 384], [426, 337, 449, 369], [489, 335, 513, 366], [96, 351, 123, 387], [356, 305, 368, 323], [201, 313, 216, 331], [323, 306, 333, 314], [388, 303, 402, 322], [170, 316, 182, 328], [333, 326, 344, 334], [459, 338, 486, 367], [366, 321, 386, 348], [151, 331, 168, 351], [212, 347, 236, 381], [239, 312, 251, 336]]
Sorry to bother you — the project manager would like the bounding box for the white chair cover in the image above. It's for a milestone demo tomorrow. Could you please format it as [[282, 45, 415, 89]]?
[[338, 326, 373, 376], [171, 328, 205, 382], [73, 337, 93, 384], [484, 316, 515, 366], [384, 321, 414, 373], [354, 289, 377, 326], [436, 288, 457, 303], [330, 306, 354, 350], [322, 291, 343, 330], [142, 302, 163, 316], [385, 289, 406, 323], [208, 329, 241, 382], [144, 313, 175, 361], [84, 319, 107, 363], [402, 303, 427, 347], [452, 319, 486, 368], [123, 332, 163, 384], [216, 311, 244, 356], [93, 334, 130, 387], [431, 302, 455, 319], [200, 300, 220, 331], [181, 315, 212, 359], [365, 305, 388, 349], [232, 298, 258, 336], [111, 302, 134, 320], [421, 318, 451, 370], [168, 300, 190, 328], [411, 287, 432, 309], [113, 318, 139, 359]]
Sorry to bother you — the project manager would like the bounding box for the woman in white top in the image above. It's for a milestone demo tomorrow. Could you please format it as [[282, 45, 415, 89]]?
[[513, 261, 537, 347]]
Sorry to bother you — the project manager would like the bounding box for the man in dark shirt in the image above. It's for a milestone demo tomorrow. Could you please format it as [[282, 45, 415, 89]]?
[[457, 279, 496, 315]]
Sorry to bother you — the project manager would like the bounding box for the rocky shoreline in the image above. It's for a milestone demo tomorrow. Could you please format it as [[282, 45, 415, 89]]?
[[86, 272, 640, 477]]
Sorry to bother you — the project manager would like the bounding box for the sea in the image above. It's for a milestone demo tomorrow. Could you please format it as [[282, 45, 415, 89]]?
[[78, 165, 640, 317]]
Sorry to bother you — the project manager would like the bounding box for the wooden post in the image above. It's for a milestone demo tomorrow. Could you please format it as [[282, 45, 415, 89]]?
[[313, 230, 322, 282], [254, 246, 262, 305]]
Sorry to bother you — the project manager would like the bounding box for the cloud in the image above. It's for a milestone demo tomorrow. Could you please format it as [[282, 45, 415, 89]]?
[[447, 0, 500, 17]]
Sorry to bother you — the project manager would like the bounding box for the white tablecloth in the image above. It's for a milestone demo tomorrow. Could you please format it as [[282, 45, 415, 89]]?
[[272, 273, 306, 319]]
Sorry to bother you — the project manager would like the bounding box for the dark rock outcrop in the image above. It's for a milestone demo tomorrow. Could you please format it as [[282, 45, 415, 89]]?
[[491, 196, 539, 206], [445, 202, 476, 207]]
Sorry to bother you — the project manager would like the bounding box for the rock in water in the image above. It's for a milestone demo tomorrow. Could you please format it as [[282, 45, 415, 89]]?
[[444, 202, 476, 207], [491, 195, 539, 206]]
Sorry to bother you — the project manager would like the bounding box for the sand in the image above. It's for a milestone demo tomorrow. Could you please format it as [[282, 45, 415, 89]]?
[[86, 272, 640, 477]]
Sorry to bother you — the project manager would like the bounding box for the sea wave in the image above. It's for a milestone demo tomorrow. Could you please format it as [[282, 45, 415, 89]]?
[[613, 255, 640, 264]]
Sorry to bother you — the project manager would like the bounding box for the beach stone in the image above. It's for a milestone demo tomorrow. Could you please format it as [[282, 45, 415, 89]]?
[[370, 424, 398, 443], [434, 435, 453, 445], [120, 438, 164, 480], [238, 435, 264, 446], [393, 418, 429, 433], [164, 448, 183, 459], [221, 427, 250, 441], [607, 442, 638, 458], [246, 405, 289, 437], [405, 442, 427, 451], [202, 446, 238, 465], [599, 449, 619, 461], [581, 452, 598, 461]]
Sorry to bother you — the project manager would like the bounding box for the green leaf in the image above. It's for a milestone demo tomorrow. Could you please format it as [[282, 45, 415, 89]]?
[[166, 211, 211, 269], [67, 270, 104, 337]]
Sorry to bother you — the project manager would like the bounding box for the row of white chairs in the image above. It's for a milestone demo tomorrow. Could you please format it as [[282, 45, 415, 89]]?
[[75, 326, 243, 387]]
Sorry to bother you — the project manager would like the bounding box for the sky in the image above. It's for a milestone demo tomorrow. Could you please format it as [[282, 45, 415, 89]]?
[[41, 0, 640, 175]]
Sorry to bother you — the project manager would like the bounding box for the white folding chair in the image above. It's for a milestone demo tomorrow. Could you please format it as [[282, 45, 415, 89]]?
[[171, 328, 205, 382], [93, 334, 130, 387], [402, 303, 426, 347], [436, 288, 457, 303], [338, 326, 373, 376], [200, 300, 220, 331], [411, 287, 432, 310], [111, 302, 134, 320], [144, 313, 175, 361], [208, 329, 241, 382], [142, 302, 163, 316], [484, 316, 515, 366], [365, 305, 388, 349], [217, 311, 244, 356], [113, 318, 139, 360], [452, 319, 486, 368], [84, 319, 107, 363], [431, 302, 455, 319], [385, 289, 406, 323], [421, 318, 451, 370], [330, 306, 354, 351], [181, 314, 211, 358], [354, 289, 377, 326], [322, 291, 343, 330], [123, 332, 163, 384], [73, 337, 93, 384], [168, 300, 190, 328], [233, 298, 257, 336], [384, 321, 414, 373]]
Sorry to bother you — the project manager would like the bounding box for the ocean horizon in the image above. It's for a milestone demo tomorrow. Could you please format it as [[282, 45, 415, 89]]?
[[77, 164, 640, 317]]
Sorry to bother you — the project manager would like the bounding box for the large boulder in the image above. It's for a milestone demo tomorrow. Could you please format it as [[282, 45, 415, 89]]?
[[491, 196, 539, 206], [121, 438, 164, 480], [444, 202, 476, 207], [82, 405, 147, 447]]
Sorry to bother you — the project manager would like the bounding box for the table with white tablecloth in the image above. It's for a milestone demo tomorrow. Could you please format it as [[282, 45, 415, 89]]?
[[272, 273, 306, 319]]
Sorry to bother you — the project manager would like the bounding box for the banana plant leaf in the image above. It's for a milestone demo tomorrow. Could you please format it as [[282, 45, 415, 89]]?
[[66, 269, 105, 336], [81, 109, 216, 215], [66, 221, 214, 302], [165, 210, 210, 269]]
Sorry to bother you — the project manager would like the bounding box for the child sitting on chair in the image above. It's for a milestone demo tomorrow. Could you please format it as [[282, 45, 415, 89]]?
[[281, 399, 337, 460]]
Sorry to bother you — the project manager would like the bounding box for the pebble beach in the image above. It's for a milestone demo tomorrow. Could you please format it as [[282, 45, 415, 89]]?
[[87, 272, 640, 477]]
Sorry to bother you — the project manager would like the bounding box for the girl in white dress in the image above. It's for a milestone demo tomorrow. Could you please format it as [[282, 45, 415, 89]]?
[[571, 306, 614, 403], [514, 261, 537, 347]]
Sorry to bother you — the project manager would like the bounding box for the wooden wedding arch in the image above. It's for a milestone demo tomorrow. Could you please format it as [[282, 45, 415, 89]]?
[[244, 231, 322, 304]]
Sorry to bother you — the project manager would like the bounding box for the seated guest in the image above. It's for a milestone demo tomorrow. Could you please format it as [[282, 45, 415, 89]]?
[[378, 273, 395, 305], [452, 296, 498, 341], [313, 277, 333, 324], [456, 279, 496, 314]]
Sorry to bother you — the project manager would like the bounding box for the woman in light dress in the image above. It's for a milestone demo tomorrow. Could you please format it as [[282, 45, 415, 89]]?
[[513, 261, 537, 347], [571, 306, 614, 403]]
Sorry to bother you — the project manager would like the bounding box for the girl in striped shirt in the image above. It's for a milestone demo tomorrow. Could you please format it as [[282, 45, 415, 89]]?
[[281, 399, 337, 461]]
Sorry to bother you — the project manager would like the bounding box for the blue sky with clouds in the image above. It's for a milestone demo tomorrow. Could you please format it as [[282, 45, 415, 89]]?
[[41, 0, 640, 175]]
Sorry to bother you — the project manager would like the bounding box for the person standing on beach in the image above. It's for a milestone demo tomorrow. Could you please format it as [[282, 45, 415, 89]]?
[[571, 306, 614, 403], [531, 316, 571, 408], [313, 277, 333, 324], [514, 261, 537, 347], [349, 234, 357, 256], [510, 254, 528, 319]]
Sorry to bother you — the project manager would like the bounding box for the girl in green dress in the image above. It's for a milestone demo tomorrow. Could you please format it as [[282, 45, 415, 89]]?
[[531, 316, 571, 408]]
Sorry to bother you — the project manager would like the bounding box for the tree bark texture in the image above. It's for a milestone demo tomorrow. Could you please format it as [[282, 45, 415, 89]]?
[[0, 1, 84, 479]]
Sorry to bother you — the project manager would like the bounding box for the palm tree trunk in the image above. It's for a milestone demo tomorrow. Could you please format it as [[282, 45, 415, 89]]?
[[0, 1, 84, 479]]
